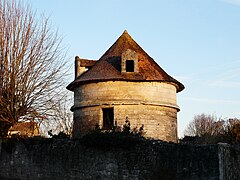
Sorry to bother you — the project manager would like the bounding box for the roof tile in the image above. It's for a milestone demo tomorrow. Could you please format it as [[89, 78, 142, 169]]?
[[67, 31, 184, 92]]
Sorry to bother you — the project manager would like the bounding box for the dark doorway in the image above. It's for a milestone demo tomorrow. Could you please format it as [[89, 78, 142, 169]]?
[[126, 60, 134, 72], [103, 108, 114, 129]]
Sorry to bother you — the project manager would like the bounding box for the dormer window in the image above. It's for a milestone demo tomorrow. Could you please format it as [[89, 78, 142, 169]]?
[[121, 49, 138, 73], [126, 60, 134, 72]]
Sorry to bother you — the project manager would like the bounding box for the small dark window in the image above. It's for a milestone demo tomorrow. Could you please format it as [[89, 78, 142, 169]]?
[[103, 108, 114, 129], [126, 60, 134, 72]]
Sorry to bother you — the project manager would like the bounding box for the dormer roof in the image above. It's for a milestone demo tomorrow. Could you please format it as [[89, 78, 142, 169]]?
[[67, 30, 184, 92]]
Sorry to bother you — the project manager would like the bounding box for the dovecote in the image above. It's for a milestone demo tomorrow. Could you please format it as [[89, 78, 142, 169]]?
[[67, 31, 184, 142]]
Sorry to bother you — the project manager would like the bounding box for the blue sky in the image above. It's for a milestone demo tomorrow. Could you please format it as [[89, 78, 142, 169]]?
[[26, 0, 240, 137]]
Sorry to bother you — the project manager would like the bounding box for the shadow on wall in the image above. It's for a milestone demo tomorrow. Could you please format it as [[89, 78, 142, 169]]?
[[0, 136, 239, 179]]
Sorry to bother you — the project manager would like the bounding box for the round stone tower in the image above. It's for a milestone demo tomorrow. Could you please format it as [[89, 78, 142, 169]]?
[[67, 30, 184, 142]]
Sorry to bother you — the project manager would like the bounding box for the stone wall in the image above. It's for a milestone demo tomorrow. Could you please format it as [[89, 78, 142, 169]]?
[[218, 144, 240, 180], [73, 81, 178, 109], [1, 139, 238, 180], [73, 104, 177, 142], [72, 81, 179, 142]]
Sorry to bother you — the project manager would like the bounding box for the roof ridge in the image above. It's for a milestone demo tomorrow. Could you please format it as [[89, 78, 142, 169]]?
[[67, 31, 185, 92]]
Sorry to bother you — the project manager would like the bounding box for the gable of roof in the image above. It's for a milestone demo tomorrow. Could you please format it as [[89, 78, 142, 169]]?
[[67, 30, 184, 92]]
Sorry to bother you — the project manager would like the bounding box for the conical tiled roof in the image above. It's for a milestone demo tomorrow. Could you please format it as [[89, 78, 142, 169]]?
[[67, 31, 184, 92]]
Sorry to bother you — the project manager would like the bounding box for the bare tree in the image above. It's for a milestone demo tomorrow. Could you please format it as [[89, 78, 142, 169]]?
[[224, 118, 240, 142], [0, 0, 67, 137], [40, 92, 73, 136], [183, 115, 240, 144], [184, 113, 224, 137]]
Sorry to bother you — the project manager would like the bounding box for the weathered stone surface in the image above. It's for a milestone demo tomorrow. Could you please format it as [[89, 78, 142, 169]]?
[[121, 49, 138, 73], [0, 139, 239, 180], [218, 144, 240, 180], [68, 31, 185, 143], [72, 81, 179, 142]]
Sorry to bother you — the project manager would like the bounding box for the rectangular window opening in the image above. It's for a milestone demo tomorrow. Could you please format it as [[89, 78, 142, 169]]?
[[102, 108, 114, 129], [126, 60, 134, 72]]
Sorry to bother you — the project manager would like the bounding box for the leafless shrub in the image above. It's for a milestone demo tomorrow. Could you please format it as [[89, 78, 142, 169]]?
[[184, 114, 225, 137]]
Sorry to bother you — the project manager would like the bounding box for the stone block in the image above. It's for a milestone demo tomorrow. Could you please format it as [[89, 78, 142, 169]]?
[[72, 81, 179, 142]]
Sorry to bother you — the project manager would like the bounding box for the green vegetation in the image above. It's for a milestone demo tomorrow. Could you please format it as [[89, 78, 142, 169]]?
[[80, 119, 146, 149], [0, 119, 147, 154]]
